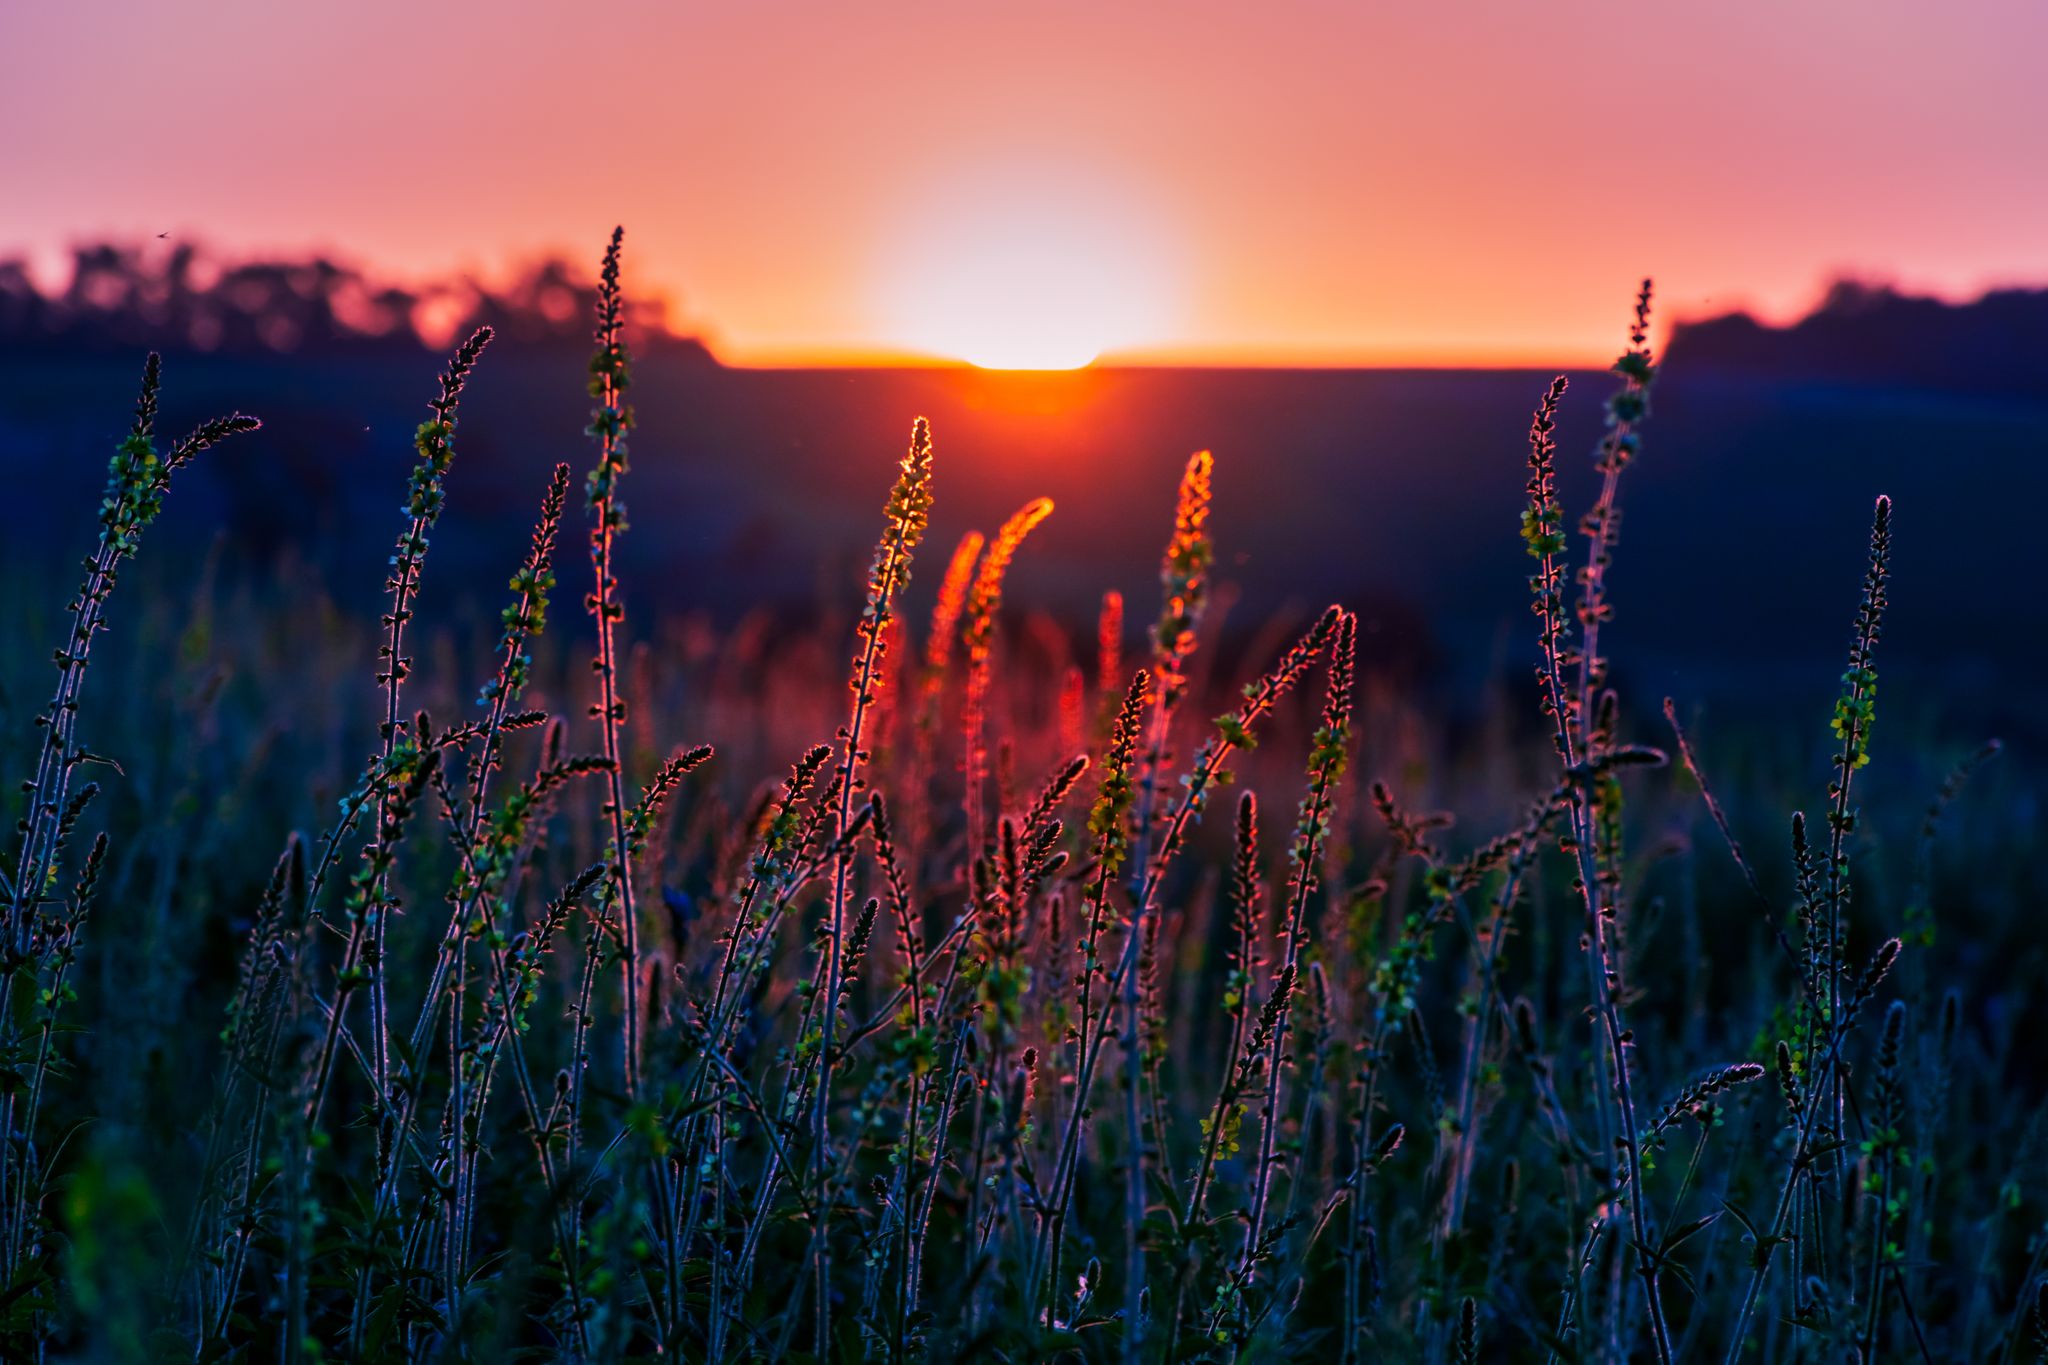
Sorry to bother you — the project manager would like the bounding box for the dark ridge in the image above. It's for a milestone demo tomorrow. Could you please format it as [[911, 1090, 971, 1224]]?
[[1666, 278, 2048, 399]]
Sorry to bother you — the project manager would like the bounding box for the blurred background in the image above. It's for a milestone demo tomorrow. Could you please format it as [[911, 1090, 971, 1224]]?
[[4, 0, 2042, 766], [1, 243, 2041, 749]]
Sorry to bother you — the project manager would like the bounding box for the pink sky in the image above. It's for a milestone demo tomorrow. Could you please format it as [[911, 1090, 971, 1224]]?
[[4, 0, 2045, 365]]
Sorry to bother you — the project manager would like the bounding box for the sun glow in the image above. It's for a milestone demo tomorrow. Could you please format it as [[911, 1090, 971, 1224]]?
[[882, 177, 1175, 369]]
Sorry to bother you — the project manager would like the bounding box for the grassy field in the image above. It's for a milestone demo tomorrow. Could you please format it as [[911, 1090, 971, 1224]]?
[[0, 235, 2037, 1363]]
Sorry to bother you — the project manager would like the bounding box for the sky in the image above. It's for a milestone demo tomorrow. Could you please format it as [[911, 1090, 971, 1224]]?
[[4, 0, 2046, 367]]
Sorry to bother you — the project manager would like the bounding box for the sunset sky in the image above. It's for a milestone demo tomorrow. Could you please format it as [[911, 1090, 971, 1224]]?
[[5, 0, 2046, 366]]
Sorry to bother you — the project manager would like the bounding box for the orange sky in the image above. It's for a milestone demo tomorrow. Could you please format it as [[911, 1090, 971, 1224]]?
[[4, 0, 2045, 366]]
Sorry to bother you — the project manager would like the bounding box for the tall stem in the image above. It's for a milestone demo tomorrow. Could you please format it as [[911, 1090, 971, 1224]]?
[[813, 418, 935, 1357]]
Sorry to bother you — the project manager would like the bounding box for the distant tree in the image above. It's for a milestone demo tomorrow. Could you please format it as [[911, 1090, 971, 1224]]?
[[0, 240, 707, 359]]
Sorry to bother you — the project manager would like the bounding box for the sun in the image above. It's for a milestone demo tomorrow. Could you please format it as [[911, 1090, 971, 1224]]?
[[882, 179, 1174, 370]]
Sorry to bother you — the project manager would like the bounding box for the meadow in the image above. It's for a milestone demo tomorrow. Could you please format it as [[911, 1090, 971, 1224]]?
[[0, 231, 2039, 1363]]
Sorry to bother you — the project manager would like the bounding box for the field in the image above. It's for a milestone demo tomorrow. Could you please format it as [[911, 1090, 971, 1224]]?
[[0, 237, 2041, 1363]]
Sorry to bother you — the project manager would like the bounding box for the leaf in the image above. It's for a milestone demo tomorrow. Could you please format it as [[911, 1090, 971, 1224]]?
[[1660, 1211, 1719, 1256], [1799, 1138, 1849, 1170], [1720, 1198, 1761, 1244]]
